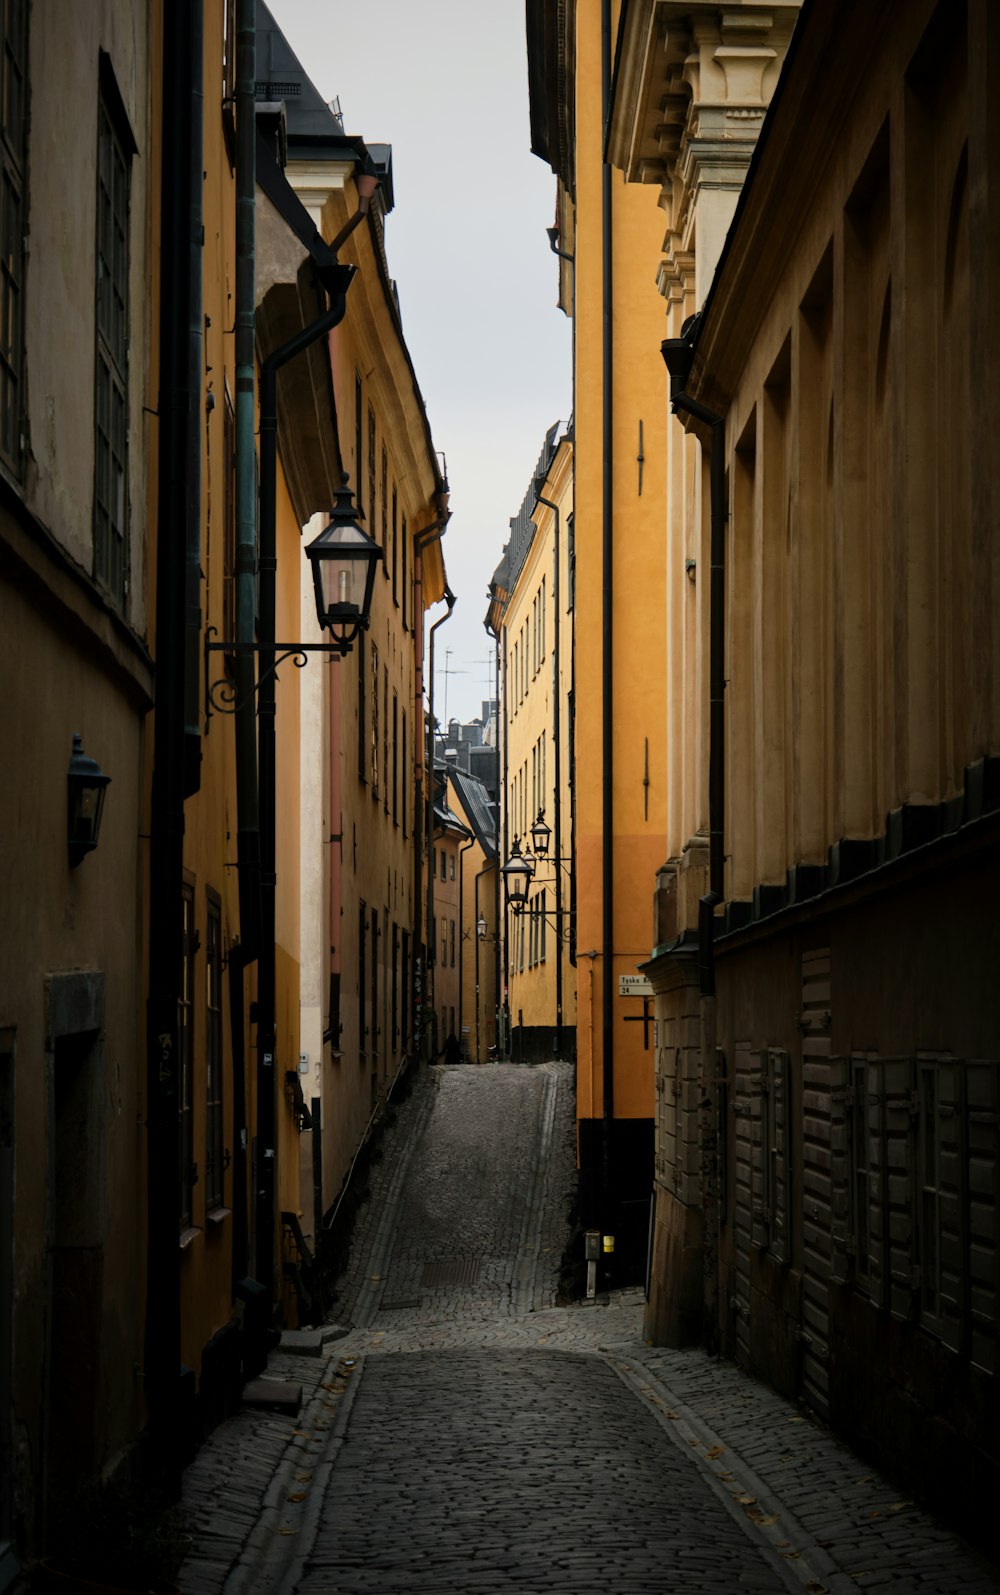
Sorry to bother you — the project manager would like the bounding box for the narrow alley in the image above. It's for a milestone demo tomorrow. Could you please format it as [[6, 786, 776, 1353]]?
[[181, 1063, 1000, 1595]]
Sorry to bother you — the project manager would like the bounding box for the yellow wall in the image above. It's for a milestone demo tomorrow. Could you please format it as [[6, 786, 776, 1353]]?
[[295, 172, 446, 1223], [503, 438, 577, 1043], [570, 3, 668, 1121]]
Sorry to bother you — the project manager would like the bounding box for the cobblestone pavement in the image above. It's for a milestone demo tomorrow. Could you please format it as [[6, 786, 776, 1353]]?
[[181, 1061, 1000, 1595]]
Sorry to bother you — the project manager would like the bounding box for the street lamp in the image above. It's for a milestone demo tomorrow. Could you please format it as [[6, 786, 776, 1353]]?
[[67, 733, 111, 867], [305, 474, 381, 652], [477, 913, 487, 940], [501, 836, 533, 914], [529, 809, 551, 858]]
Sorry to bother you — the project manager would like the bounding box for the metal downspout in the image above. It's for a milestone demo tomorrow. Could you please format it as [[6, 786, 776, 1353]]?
[[458, 834, 476, 1054], [601, 0, 615, 1231], [536, 493, 563, 1056], [426, 587, 457, 1048], [146, 0, 203, 1489], [412, 518, 450, 1058], [494, 632, 502, 1056], [230, 0, 257, 1294], [183, 2, 204, 800]]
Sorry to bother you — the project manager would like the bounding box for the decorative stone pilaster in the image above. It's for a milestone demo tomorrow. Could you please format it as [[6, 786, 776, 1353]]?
[[607, 2, 801, 306]]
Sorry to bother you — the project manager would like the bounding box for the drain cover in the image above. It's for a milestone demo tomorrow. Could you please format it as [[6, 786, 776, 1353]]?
[[421, 1258, 482, 1288]]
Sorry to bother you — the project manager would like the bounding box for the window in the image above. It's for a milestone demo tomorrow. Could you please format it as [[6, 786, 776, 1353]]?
[[205, 894, 224, 1214], [567, 513, 575, 609], [370, 905, 379, 1064], [221, 0, 236, 163], [402, 513, 408, 629], [392, 485, 398, 604], [370, 642, 379, 797], [540, 890, 547, 963], [402, 711, 408, 837], [392, 693, 399, 825], [0, 0, 26, 473], [449, 919, 455, 968], [440, 848, 446, 880], [401, 930, 410, 1052], [358, 901, 367, 1049], [355, 372, 363, 491], [380, 444, 388, 575], [391, 923, 399, 1050], [367, 403, 376, 534], [179, 883, 196, 1231], [449, 852, 455, 881], [383, 666, 389, 814], [222, 388, 236, 652], [357, 630, 367, 782], [94, 63, 134, 608]]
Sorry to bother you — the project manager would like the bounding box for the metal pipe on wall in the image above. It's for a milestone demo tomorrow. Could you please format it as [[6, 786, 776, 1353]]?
[[146, 0, 203, 1488], [426, 587, 456, 1049], [229, 0, 257, 1297], [601, 0, 615, 1233], [535, 492, 563, 1055]]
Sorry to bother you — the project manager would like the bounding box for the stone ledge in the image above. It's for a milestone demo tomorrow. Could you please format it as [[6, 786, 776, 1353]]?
[[241, 1378, 303, 1413], [279, 1323, 351, 1357]]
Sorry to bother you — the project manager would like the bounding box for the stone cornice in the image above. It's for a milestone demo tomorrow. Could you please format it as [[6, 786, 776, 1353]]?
[[607, 1, 801, 299]]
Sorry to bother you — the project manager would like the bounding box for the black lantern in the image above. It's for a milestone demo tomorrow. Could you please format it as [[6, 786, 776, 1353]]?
[[305, 473, 381, 652], [529, 809, 551, 858], [67, 733, 111, 867], [477, 914, 487, 940], [501, 837, 533, 914]]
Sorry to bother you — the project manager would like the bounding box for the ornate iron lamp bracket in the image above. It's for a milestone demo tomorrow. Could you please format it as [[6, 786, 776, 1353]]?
[[204, 626, 357, 726]]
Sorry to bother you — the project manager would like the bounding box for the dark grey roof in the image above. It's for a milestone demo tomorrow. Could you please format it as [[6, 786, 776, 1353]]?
[[433, 799, 471, 838], [448, 768, 498, 859], [255, 2, 394, 211]]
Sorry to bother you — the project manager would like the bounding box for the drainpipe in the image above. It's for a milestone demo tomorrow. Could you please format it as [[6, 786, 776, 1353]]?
[[412, 515, 451, 1057], [458, 833, 475, 1054], [494, 631, 502, 1056], [426, 586, 457, 1051], [662, 322, 726, 994], [601, 0, 615, 1231], [230, 0, 257, 1292], [146, 0, 203, 1490], [183, 2, 204, 801], [252, 162, 374, 1321], [536, 492, 563, 1057], [474, 867, 482, 1062]]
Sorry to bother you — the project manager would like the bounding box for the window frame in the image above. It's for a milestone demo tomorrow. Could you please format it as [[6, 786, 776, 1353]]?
[[93, 57, 136, 610], [0, 0, 26, 477]]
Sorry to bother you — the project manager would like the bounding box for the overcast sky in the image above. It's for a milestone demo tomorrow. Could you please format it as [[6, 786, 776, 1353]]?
[[274, 0, 572, 728]]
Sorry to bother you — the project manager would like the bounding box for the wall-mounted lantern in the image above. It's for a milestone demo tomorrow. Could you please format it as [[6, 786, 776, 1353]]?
[[529, 809, 551, 858], [501, 836, 533, 915], [67, 733, 111, 867], [305, 474, 381, 653]]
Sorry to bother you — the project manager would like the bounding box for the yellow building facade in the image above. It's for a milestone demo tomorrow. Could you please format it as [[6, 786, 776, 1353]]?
[[448, 768, 499, 1064], [499, 430, 576, 1063], [527, 0, 674, 1274], [267, 7, 450, 1292], [0, 4, 156, 1566], [610, 0, 1000, 1552]]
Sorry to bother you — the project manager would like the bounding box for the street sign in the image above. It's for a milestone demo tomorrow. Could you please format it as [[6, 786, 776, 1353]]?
[[618, 974, 653, 997]]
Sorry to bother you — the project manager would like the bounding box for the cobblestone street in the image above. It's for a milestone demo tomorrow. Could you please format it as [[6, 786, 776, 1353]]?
[[181, 1062, 1000, 1594]]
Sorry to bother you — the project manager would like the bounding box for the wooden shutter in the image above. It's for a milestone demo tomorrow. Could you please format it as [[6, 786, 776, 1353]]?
[[885, 1055, 918, 1322], [967, 1060, 999, 1373], [829, 1054, 853, 1284], [732, 1041, 754, 1365], [751, 1047, 769, 1250], [769, 1047, 790, 1263]]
